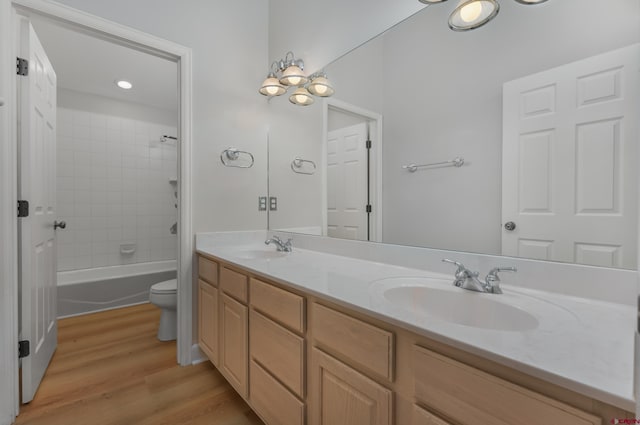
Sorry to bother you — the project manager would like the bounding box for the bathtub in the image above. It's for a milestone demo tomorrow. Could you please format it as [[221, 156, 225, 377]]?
[[57, 260, 177, 318]]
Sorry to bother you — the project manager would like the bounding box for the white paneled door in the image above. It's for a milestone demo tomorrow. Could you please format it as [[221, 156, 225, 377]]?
[[19, 20, 58, 403], [327, 122, 369, 241], [502, 44, 639, 269]]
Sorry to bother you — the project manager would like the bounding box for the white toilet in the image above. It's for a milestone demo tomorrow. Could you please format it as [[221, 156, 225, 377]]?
[[149, 279, 177, 341]]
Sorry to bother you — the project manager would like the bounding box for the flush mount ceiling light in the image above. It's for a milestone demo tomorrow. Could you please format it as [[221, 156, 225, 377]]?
[[420, 0, 549, 31], [115, 79, 133, 90], [449, 0, 499, 31], [259, 51, 334, 106]]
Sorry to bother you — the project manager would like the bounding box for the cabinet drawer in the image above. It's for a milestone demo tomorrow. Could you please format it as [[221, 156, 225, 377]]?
[[198, 256, 218, 286], [250, 278, 305, 333], [250, 309, 305, 398], [312, 303, 394, 382], [220, 266, 248, 303], [250, 360, 305, 425], [413, 346, 601, 425], [412, 405, 452, 425]]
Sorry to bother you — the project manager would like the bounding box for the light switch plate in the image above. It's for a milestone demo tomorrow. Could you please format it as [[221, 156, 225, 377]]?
[[269, 196, 277, 211], [258, 196, 267, 211]]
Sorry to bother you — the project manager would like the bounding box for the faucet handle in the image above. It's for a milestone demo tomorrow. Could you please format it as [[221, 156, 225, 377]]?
[[486, 267, 517, 281], [442, 259, 476, 276]]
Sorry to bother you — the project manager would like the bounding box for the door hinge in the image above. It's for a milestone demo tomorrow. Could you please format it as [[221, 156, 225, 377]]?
[[18, 340, 30, 359], [366, 204, 372, 213], [16, 57, 28, 76], [366, 140, 372, 149], [17, 200, 29, 218]]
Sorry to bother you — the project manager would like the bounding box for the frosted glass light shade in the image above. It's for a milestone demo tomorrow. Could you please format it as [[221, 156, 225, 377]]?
[[259, 74, 286, 96], [449, 0, 499, 31], [514, 0, 548, 3], [280, 65, 309, 86], [289, 87, 315, 106], [308, 75, 335, 97], [418, 0, 448, 3]]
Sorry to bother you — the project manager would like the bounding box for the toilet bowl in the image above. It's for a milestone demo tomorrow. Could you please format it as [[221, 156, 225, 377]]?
[[149, 279, 177, 341]]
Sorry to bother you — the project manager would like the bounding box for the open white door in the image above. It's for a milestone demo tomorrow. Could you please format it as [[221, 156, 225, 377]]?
[[327, 122, 370, 241], [502, 44, 639, 269], [18, 20, 58, 404]]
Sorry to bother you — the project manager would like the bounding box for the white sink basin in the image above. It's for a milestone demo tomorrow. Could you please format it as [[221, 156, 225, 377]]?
[[232, 249, 287, 260], [370, 277, 539, 331]]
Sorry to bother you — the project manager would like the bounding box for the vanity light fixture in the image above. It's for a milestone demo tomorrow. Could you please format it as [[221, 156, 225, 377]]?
[[259, 62, 286, 96], [420, 0, 549, 31], [307, 72, 335, 97], [289, 87, 315, 106], [259, 51, 335, 105]]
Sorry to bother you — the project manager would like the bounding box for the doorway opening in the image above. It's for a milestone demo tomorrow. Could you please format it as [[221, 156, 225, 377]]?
[[323, 99, 383, 242], [10, 1, 193, 411]]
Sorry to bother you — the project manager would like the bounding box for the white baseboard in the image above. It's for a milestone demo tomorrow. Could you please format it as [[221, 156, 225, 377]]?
[[191, 343, 206, 365]]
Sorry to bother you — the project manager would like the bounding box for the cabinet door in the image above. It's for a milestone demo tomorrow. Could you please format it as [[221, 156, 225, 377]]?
[[310, 348, 392, 425], [220, 293, 248, 398], [198, 280, 218, 365]]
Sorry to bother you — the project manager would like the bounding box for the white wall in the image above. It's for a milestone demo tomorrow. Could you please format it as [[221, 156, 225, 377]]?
[[54, 0, 271, 234], [56, 90, 178, 271], [268, 0, 424, 72], [268, 97, 324, 231]]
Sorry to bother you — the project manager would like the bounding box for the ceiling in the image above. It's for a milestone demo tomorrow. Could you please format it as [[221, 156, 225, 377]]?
[[30, 16, 178, 112]]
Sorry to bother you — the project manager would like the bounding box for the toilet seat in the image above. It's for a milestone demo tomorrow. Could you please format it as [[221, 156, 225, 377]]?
[[151, 279, 177, 294]]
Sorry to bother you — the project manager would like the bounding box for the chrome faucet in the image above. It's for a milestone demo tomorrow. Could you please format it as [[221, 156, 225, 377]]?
[[265, 235, 293, 252], [442, 259, 516, 294]]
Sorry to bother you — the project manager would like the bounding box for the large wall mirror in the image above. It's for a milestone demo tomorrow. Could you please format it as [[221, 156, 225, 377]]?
[[267, 0, 640, 270]]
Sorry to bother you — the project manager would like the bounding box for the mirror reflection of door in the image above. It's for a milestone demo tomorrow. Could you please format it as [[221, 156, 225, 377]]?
[[326, 120, 370, 241], [502, 44, 639, 269]]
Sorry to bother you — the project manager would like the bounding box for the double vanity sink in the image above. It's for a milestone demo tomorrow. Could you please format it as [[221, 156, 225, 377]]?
[[197, 234, 636, 423], [228, 246, 562, 333]]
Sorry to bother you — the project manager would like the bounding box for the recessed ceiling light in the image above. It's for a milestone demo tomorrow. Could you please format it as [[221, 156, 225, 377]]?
[[115, 80, 133, 90]]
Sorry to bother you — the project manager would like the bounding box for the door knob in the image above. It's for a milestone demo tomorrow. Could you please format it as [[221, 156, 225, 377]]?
[[54, 220, 66, 230], [504, 221, 516, 231]]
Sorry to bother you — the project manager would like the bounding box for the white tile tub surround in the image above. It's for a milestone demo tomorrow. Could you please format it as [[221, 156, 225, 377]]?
[[56, 107, 178, 271], [195, 230, 636, 411]]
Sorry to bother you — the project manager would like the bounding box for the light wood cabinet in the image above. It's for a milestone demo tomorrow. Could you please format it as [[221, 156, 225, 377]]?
[[220, 293, 248, 398], [250, 309, 305, 397], [197, 279, 218, 365], [250, 277, 305, 333], [311, 303, 394, 383], [220, 266, 248, 303], [250, 359, 305, 425], [310, 348, 393, 425], [412, 346, 601, 425], [196, 253, 630, 425]]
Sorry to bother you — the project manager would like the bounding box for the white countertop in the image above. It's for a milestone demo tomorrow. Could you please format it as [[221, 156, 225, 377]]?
[[196, 236, 636, 412]]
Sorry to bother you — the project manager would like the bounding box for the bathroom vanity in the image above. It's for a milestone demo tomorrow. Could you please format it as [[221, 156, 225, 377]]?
[[196, 233, 635, 425]]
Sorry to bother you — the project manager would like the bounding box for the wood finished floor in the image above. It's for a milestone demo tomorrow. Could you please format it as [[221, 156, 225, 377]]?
[[16, 303, 264, 425]]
